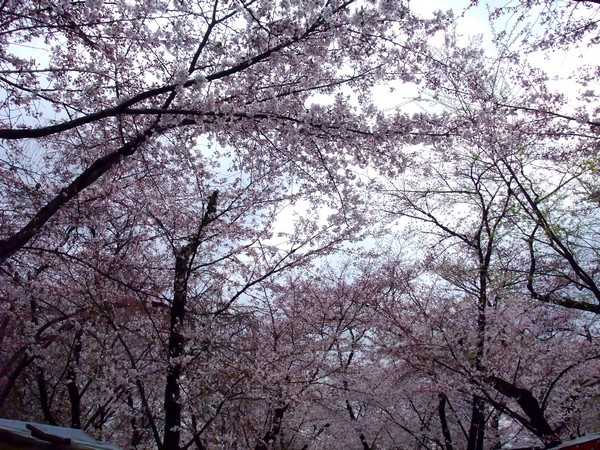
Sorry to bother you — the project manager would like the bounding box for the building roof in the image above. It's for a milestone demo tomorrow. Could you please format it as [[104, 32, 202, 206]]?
[[549, 432, 600, 449], [0, 419, 120, 450]]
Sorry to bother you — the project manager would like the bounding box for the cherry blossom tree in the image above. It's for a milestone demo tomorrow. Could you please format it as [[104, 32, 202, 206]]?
[[2, 1, 600, 449], [0, 144, 354, 449], [0, 0, 450, 264], [376, 64, 600, 445], [0, 3, 434, 446]]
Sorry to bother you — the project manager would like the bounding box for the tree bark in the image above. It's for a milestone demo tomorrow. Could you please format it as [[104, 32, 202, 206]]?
[[255, 404, 288, 450], [0, 354, 34, 409], [36, 368, 58, 426], [345, 399, 371, 450], [162, 249, 189, 450], [67, 328, 83, 429], [126, 394, 142, 449], [489, 410, 502, 450], [162, 191, 218, 450], [487, 376, 560, 447], [467, 395, 485, 450], [438, 393, 454, 450]]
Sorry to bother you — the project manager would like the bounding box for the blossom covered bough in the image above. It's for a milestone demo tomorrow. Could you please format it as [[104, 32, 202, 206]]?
[[1, 0, 599, 449]]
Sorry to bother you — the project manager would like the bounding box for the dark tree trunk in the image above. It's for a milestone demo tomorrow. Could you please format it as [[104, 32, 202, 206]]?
[[67, 328, 83, 429], [36, 368, 58, 426], [344, 399, 371, 450], [255, 404, 288, 450], [489, 411, 502, 450], [467, 395, 485, 450], [162, 191, 218, 450], [438, 393, 454, 450], [0, 354, 34, 409], [162, 249, 189, 450], [487, 376, 561, 447], [127, 394, 142, 448]]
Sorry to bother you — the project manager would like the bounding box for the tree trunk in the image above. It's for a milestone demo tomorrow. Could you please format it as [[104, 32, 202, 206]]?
[[127, 394, 142, 448], [467, 395, 485, 450], [438, 393, 454, 450], [345, 399, 371, 450], [163, 191, 218, 450], [487, 376, 560, 447], [163, 249, 190, 450], [489, 410, 502, 450], [255, 404, 288, 450], [0, 354, 34, 410], [67, 328, 83, 429], [36, 368, 58, 425]]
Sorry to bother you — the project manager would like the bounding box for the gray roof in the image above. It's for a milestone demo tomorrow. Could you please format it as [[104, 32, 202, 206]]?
[[0, 419, 120, 450]]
